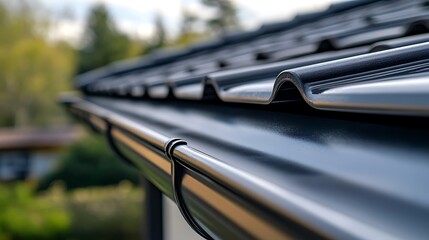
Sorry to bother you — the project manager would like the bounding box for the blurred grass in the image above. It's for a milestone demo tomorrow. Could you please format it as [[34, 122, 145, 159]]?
[[0, 181, 142, 240], [63, 182, 142, 240], [0, 183, 69, 240], [0, 128, 144, 240], [4, 131, 145, 240]]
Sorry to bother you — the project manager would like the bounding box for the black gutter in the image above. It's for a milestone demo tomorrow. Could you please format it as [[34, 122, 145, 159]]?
[[60, 95, 429, 240]]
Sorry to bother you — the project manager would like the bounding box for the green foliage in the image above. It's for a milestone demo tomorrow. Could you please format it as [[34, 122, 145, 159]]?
[[143, 13, 168, 54], [171, 32, 204, 48], [180, 11, 198, 36], [170, 10, 204, 48], [153, 13, 166, 49], [0, 183, 142, 240], [0, 183, 70, 240], [61, 182, 142, 240], [78, 4, 143, 73], [201, 0, 239, 35], [38, 133, 140, 191], [0, 0, 75, 128]]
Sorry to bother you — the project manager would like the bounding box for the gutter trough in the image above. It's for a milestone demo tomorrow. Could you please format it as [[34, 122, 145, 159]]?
[[61, 95, 429, 239]]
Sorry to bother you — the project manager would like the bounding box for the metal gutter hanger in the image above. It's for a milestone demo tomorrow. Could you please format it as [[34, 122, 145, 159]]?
[[165, 138, 213, 239]]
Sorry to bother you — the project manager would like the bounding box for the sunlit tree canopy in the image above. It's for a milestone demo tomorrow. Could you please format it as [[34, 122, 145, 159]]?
[[0, 0, 75, 127]]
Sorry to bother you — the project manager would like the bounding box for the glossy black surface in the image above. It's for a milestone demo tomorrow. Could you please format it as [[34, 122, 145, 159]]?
[[63, 0, 429, 238], [77, 0, 429, 116], [61, 95, 429, 239]]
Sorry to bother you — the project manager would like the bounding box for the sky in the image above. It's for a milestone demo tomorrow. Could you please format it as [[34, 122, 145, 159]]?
[[41, 0, 340, 46]]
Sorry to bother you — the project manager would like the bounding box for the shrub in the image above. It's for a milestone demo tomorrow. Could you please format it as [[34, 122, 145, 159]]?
[[0, 182, 143, 240], [38, 133, 139, 191], [63, 182, 142, 240], [0, 183, 70, 240]]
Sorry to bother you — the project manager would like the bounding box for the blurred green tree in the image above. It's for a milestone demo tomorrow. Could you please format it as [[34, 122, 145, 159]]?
[[0, 183, 71, 239], [78, 4, 143, 73], [0, 0, 75, 128], [181, 10, 198, 36], [144, 13, 167, 54], [153, 13, 166, 49], [171, 10, 204, 47], [201, 0, 239, 35]]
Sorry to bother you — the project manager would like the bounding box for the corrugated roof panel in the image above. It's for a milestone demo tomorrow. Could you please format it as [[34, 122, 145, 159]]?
[[167, 42, 429, 116], [75, 0, 385, 88], [79, 0, 429, 117], [171, 47, 370, 101]]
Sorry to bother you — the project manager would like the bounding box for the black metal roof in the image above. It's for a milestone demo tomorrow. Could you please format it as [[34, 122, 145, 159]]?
[[77, 0, 429, 116]]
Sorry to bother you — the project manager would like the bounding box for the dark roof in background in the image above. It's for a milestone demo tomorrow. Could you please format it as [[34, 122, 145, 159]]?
[[0, 127, 82, 151]]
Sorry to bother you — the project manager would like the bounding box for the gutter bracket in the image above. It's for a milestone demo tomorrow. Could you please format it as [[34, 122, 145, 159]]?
[[164, 138, 213, 240], [105, 120, 137, 167]]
